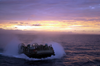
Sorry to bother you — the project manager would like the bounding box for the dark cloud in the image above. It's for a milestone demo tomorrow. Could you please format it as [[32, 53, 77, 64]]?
[[32, 24, 41, 26], [0, 0, 100, 21], [9, 22, 18, 24]]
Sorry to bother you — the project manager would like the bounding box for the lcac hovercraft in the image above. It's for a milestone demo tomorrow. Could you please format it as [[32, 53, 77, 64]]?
[[18, 43, 55, 58]]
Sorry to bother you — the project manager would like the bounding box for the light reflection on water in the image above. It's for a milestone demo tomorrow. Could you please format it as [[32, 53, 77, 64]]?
[[0, 34, 100, 66]]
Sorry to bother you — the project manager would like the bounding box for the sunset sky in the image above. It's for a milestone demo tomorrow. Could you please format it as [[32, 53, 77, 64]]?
[[0, 0, 100, 34]]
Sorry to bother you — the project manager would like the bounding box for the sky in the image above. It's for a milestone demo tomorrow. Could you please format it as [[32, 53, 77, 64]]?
[[0, 0, 100, 34]]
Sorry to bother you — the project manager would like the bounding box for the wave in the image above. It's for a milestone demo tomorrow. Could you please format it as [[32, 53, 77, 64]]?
[[2, 36, 66, 61]]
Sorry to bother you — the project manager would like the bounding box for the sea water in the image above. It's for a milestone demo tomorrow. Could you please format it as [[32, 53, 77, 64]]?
[[0, 34, 100, 66]]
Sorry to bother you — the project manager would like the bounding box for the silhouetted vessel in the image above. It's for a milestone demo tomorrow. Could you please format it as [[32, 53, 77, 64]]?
[[18, 43, 55, 58]]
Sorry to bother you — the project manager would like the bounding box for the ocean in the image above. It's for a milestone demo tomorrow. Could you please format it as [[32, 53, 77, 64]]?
[[0, 34, 100, 66]]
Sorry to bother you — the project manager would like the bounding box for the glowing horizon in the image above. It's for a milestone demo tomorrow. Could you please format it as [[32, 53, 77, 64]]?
[[0, 0, 100, 34], [0, 20, 100, 34]]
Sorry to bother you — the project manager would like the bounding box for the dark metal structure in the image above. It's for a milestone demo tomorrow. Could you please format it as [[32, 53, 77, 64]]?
[[18, 43, 55, 58]]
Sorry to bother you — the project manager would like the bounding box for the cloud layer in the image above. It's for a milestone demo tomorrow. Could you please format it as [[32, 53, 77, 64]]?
[[0, 0, 100, 21]]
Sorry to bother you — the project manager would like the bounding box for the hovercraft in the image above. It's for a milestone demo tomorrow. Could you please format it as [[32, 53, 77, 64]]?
[[18, 43, 55, 58]]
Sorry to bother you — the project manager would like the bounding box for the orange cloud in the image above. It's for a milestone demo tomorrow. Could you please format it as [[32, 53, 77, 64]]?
[[0, 20, 100, 34]]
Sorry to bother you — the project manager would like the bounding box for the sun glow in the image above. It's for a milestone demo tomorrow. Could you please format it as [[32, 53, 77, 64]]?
[[13, 25, 72, 31], [14, 25, 43, 30], [14, 25, 31, 30], [0, 20, 100, 34]]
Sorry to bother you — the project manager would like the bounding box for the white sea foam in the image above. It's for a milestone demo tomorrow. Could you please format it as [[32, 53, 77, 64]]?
[[2, 36, 66, 60], [3, 37, 20, 56], [47, 42, 66, 59]]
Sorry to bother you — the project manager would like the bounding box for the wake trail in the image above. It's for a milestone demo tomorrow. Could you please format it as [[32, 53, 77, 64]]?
[[2, 36, 66, 61]]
